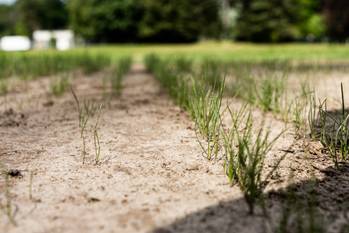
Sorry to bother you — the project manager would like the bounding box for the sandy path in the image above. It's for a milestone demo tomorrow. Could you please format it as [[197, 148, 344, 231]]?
[[1, 65, 348, 233]]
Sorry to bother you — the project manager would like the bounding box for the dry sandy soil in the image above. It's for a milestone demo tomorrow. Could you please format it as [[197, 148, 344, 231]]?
[[0, 64, 348, 233]]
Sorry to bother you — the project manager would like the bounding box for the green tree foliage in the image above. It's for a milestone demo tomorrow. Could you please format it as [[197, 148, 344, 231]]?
[[68, 0, 222, 43], [68, 0, 142, 43], [15, 0, 68, 36], [233, 0, 322, 42], [297, 0, 325, 40], [0, 4, 15, 37], [324, 0, 349, 41], [139, 0, 221, 42]]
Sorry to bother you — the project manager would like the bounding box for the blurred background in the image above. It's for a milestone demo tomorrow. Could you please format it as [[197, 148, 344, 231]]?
[[0, 0, 347, 48]]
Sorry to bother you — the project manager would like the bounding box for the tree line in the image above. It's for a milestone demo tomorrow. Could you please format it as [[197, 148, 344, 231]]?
[[0, 0, 348, 43]]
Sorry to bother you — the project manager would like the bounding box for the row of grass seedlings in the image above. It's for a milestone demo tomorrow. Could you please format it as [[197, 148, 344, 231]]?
[[110, 57, 132, 97], [0, 52, 112, 80], [50, 72, 71, 97], [145, 55, 221, 159], [146, 55, 288, 215], [0, 163, 17, 226], [221, 105, 285, 214], [145, 54, 223, 160]]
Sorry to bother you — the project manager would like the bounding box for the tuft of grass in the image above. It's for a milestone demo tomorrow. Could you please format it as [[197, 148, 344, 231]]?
[[257, 76, 285, 112], [72, 87, 105, 165], [173, 56, 193, 74], [221, 105, 285, 214], [199, 59, 226, 91], [110, 57, 132, 96], [191, 78, 224, 160], [310, 84, 349, 168], [228, 64, 287, 114], [0, 80, 8, 96], [50, 73, 70, 96], [290, 81, 314, 138]]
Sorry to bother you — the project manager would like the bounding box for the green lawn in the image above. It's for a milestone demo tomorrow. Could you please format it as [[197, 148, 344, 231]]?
[[80, 41, 349, 62], [3, 41, 349, 63]]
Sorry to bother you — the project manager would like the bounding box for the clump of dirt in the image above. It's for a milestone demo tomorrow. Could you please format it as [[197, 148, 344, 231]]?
[[0, 108, 27, 127], [5, 169, 24, 178]]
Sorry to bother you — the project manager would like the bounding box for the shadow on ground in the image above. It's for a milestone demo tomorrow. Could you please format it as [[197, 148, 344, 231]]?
[[151, 163, 349, 233]]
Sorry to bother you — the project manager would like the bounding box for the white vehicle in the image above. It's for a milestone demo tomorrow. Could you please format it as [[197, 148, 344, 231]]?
[[0, 36, 31, 51]]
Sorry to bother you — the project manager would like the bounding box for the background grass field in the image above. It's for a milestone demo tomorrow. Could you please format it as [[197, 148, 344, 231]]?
[[3, 42, 349, 63]]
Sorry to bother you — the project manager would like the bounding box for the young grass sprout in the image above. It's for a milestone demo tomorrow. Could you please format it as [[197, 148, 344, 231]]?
[[191, 78, 224, 160], [93, 104, 103, 165]]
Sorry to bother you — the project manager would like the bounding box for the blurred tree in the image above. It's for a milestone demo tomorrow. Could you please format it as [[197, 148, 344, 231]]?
[[233, 0, 321, 42], [297, 0, 325, 41], [68, 0, 222, 43], [15, 0, 68, 36], [68, 0, 142, 43], [324, 0, 349, 41], [139, 0, 222, 42], [0, 4, 16, 36]]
